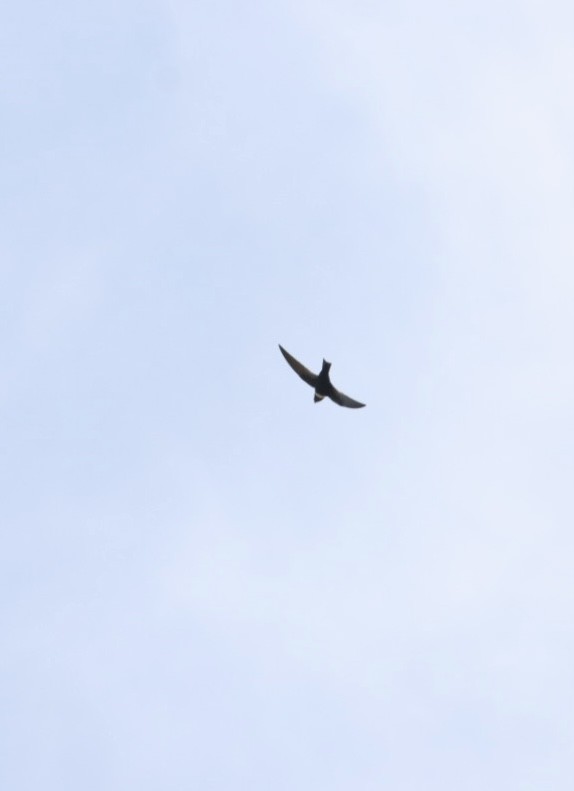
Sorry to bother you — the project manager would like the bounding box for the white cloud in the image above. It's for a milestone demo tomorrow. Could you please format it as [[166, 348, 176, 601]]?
[[3, 2, 574, 788], [157, 5, 574, 785]]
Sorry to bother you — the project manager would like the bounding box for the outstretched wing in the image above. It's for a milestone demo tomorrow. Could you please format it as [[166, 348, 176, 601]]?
[[330, 388, 366, 409], [278, 345, 318, 388]]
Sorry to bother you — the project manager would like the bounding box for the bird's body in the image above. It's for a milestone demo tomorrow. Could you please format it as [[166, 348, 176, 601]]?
[[278, 345, 365, 408]]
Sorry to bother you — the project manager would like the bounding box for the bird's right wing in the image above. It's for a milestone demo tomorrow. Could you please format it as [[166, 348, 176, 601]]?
[[330, 388, 366, 408], [278, 345, 318, 387]]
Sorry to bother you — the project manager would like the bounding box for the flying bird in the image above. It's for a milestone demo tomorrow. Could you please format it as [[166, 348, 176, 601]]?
[[278, 345, 366, 408]]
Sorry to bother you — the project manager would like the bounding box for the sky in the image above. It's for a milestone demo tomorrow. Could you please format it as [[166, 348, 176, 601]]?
[[1, 1, 573, 788]]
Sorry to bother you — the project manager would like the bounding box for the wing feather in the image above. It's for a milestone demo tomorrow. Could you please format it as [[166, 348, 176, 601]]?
[[278, 345, 318, 387], [330, 388, 366, 409]]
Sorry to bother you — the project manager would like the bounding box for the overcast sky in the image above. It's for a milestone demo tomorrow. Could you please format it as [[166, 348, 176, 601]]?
[[2, 1, 573, 789]]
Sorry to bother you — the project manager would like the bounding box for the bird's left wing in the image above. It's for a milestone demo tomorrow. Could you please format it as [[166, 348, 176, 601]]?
[[278, 345, 318, 387], [330, 388, 366, 408]]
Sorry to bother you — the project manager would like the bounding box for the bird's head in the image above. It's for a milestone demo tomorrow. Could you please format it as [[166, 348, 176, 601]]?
[[322, 359, 332, 372]]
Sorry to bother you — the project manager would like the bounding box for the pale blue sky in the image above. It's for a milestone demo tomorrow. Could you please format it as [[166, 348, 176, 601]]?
[[2, 1, 573, 789]]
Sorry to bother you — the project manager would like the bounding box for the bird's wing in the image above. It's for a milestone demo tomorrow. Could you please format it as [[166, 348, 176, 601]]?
[[330, 388, 366, 408], [278, 345, 318, 387]]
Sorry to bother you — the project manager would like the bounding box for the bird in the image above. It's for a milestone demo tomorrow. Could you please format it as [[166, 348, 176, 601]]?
[[278, 345, 366, 408]]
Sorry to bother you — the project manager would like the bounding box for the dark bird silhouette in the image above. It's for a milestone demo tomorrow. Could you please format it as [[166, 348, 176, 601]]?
[[278, 345, 366, 408]]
